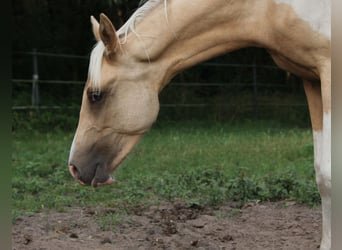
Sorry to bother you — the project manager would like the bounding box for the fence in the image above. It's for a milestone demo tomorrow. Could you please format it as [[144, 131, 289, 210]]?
[[12, 49, 89, 110], [12, 49, 308, 121]]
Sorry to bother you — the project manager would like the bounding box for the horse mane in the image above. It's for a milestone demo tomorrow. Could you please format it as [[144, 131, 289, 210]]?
[[88, 0, 166, 89], [118, 0, 166, 41]]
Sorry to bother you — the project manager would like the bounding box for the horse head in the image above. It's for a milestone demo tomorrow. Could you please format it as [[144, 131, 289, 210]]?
[[68, 14, 160, 187]]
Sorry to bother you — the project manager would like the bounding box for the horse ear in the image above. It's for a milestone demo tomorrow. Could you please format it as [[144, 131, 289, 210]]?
[[99, 13, 118, 55], [90, 16, 101, 42]]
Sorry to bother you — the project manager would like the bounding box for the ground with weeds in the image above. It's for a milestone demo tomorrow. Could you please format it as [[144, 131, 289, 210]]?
[[12, 122, 321, 249], [13, 201, 321, 250]]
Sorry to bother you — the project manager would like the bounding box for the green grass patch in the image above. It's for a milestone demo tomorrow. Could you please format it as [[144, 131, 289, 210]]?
[[12, 121, 319, 223]]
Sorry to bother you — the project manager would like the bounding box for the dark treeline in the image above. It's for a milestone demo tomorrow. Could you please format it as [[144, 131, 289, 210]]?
[[12, 0, 140, 79], [13, 0, 140, 54], [12, 0, 308, 127]]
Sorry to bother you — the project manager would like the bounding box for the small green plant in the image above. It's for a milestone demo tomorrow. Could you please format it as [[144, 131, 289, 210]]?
[[290, 179, 321, 206], [226, 167, 262, 202]]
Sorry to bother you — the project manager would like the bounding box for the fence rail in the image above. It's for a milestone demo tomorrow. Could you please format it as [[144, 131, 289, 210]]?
[[12, 49, 307, 113]]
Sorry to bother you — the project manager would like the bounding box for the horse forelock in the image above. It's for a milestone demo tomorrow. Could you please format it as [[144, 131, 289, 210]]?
[[88, 0, 167, 89], [88, 41, 105, 89]]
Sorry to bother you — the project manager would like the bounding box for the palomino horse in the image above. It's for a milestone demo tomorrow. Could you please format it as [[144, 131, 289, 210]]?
[[68, 0, 331, 249]]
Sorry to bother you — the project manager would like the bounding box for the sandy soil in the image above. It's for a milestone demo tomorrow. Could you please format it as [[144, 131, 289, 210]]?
[[12, 201, 321, 250]]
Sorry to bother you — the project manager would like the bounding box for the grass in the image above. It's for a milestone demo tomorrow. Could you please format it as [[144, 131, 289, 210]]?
[[12, 120, 320, 223]]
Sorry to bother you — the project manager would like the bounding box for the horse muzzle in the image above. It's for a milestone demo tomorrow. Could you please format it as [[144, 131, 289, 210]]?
[[69, 164, 114, 188]]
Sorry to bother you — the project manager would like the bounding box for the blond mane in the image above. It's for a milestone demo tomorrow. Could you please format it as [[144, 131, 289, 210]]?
[[88, 0, 166, 89]]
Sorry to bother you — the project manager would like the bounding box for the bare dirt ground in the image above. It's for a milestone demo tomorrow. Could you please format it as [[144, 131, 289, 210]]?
[[13, 201, 321, 250]]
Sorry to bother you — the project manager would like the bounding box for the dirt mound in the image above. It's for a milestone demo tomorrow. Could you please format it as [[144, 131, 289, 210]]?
[[12, 201, 321, 250]]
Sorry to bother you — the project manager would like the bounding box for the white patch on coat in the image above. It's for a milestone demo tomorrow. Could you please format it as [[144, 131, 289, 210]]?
[[312, 111, 331, 250], [274, 0, 331, 38], [322, 111, 331, 186], [313, 130, 322, 172]]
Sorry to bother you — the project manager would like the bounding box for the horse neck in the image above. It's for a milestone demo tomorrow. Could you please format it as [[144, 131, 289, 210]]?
[[122, 0, 267, 90]]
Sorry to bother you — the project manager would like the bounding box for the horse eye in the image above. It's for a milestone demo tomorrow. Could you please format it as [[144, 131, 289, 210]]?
[[88, 90, 102, 103]]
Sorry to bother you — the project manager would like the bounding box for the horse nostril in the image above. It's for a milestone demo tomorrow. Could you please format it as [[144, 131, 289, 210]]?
[[69, 164, 79, 179], [69, 165, 87, 186]]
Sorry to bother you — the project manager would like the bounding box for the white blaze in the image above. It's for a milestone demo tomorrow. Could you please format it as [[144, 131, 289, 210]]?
[[68, 134, 77, 164]]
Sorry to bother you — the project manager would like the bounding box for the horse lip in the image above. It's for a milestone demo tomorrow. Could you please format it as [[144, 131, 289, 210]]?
[[91, 176, 114, 188], [78, 179, 87, 186]]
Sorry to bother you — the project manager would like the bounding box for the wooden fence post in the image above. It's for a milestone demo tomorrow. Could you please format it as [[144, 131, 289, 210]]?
[[252, 60, 258, 120], [32, 48, 40, 111]]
